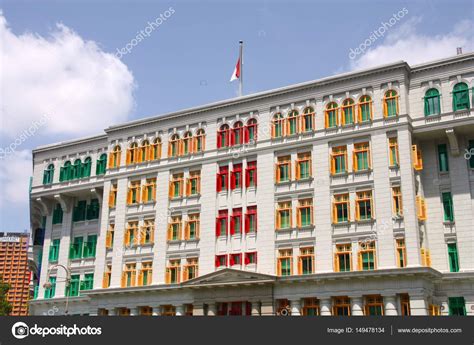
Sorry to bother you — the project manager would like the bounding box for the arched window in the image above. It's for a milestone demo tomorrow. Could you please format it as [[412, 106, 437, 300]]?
[[383, 90, 399, 117], [168, 134, 180, 157], [301, 107, 314, 132], [245, 118, 258, 143], [60, 161, 72, 182], [194, 129, 205, 152], [43, 163, 55, 185], [325, 102, 338, 128], [151, 138, 162, 160], [182, 132, 193, 155], [82, 157, 92, 178], [272, 113, 284, 138], [96, 153, 107, 175], [72, 159, 82, 179], [341, 99, 355, 125], [424, 88, 441, 116], [217, 124, 230, 149], [232, 122, 244, 146], [127, 142, 139, 165], [140, 140, 150, 162], [109, 145, 121, 168], [287, 110, 298, 135], [452, 82, 469, 111], [358, 96, 372, 122]]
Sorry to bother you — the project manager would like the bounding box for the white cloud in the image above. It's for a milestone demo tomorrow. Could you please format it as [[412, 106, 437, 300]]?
[[0, 12, 136, 138], [349, 17, 474, 71]]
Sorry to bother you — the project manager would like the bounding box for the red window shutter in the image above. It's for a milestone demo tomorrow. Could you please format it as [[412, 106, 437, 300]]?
[[217, 132, 222, 149], [243, 126, 249, 144], [245, 214, 250, 233], [244, 253, 250, 265], [245, 168, 250, 188], [230, 171, 236, 190], [230, 216, 235, 235], [225, 131, 229, 147], [216, 173, 221, 192], [230, 254, 235, 266], [215, 256, 219, 268], [216, 217, 221, 237], [230, 130, 235, 146], [255, 212, 258, 232]]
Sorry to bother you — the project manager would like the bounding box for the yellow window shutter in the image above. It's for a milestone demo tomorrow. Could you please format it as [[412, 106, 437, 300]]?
[[358, 252, 362, 271], [277, 259, 281, 276], [167, 225, 172, 241], [330, 154, 335, 175], [353, 151, 357, 171], [141, 186, 146, 202], [355, 201, 360, 221], [108, 154, 113, 168], [179, 180, 183, 196], [332, 203, 337, 224], [152, 185, 156, 200], [334, 253, 338, 272]]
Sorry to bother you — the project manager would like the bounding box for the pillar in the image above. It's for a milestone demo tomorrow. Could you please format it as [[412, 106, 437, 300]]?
[[152, 306, 161, 316], [410, 294, 428, 315], [175, 305, 184, 316], [251, 301, 260, 316], [129, 307, 138, 316], [260, 300, 274, 316], [320, 298, 332, 316], [207, 302, 217, 316], [193, 303, 204, 316], [383, 295, 398, 316], [290, 299, 301, 316], [350, 296, 364, 316], [108, 308, 116, 316]]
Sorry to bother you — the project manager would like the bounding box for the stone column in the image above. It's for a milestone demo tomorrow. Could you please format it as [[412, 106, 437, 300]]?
[[320, 298, 332, 316], [350, 296, 364, 316], [129, 307, 138, 316], [108, 308, 116, 316], [152, 306, 161, 316], [290, 299, 301, 316], [410, 294, 428, 315], [193, 303, 204, 316], [175, 305, 184, 316], [251, 301, 260, 316], [207, 302, 217, 316], [383, 295, 398, 316], [260, 300, 274, 316]]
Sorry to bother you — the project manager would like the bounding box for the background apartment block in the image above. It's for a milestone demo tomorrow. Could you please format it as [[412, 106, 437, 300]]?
[[0, 232, 31, 316], [29, 53, 474, 316]]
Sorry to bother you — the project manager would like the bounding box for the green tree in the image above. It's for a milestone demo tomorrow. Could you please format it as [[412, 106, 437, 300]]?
[[0, 275, 12, 316]]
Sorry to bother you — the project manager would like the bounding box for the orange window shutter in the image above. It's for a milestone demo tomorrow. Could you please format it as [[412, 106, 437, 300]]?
[[289, 208, 293, 228], [296, 161, 300, 180], [186, 180, 190, 196], [141, 186, 147, 202], [353, 151, 357, 171], [296, 208, 301, 227], [138, 271, 143, 286], [324, 112, 328, 128], [277, 259, 281, 276], [131, 271, 136, 286], [121, 272, 126, 287], [168, 181, 173, 198], [108, 154, 114, 168], [355, 201, 360, 221], [116, 154, 121, 167], [126, 150, 131, 165], [330, 154, 335, 174], [179, 180, 184, 196], [108, 192, 114, 207], [334, 253, 338, 271], [357, 252, 362, 271], [298, 257, 302, 275], [165, 269, 171, 284], [167, 225, 172, 241]]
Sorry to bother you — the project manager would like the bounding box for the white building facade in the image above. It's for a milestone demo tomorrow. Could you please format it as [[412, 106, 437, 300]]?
[[29, 54, 474, 316]]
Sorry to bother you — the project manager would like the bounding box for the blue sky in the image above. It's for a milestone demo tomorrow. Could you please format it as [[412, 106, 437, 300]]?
[[0, 0, 473, 231]]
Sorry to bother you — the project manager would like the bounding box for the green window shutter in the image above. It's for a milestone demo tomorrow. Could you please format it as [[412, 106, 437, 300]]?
[[80, 273, 94, 290], [86, 199, 100, 220], [67, 275, 80, 297], [52, 204, 63, 224], [448, 297, 466, 316], [442, 192, 454, 222], [447, 243, 459, 272], [82, 157, 92, 178], [73, 200, 87, 222], [69, 237, 84, 259], [48, 239, 60, 262], [96, 154, 107, 175], [452, 83, 469, 111], [438, 144, 449, 172], [83, 235, 97, 258]]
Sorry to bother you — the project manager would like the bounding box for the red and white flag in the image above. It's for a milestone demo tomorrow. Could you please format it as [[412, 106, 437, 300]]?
[[230, 58, 240, 82]]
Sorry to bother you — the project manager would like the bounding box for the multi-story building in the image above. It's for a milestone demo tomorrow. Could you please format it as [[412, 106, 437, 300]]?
[[29, 53, 474, 316], [0, 232, 31, 315]]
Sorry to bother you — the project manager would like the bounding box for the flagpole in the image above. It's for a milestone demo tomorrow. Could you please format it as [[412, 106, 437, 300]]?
[[239, 40, 243, 97]]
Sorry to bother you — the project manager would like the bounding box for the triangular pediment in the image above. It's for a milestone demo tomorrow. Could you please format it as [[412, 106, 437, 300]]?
[[182, 268, 275, 287]]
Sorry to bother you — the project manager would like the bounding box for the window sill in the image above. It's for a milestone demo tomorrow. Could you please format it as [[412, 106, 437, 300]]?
[[166, 239, 183, 244], [186, 193, 201, 199], [230, 234, 242, 239], [139, 242, 154, 247], [169, 196, 184, 201], [443, 221, 455, 226], [142, 200, 156, 205], [332, 221, 352, 227], [246, 186, 257, 191], [354, 168, 372, 175], [356, 218, 375, 224], [392, 214, 404, 221], [275, 227, 294, 232], [389, 164, 399, 170], [184, 238, 200, 242], [341, 123, 355, 128], [297, 225, 315, 230], [331, 172, 349, 177], [357, 119, 373, 125], [275, 180, 291, 186], [296, 177, 313, 183]]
